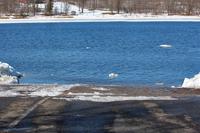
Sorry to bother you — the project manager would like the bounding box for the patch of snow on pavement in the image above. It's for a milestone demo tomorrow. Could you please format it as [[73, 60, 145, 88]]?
[[0, 90, 21, 97], [56, 96, 177, 102], [0, 84, 80, 97], [91, 87, 110, 91], [68, 92, 115, 96]]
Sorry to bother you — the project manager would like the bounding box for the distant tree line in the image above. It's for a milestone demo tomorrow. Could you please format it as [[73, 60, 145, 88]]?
[[0, 0, 200, 16], [0, 0, 70, 16], [81, 0, 200, 15]]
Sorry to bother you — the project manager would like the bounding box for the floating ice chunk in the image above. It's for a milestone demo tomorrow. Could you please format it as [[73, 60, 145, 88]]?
[[159, 45, 172, 48], [156, 82, 164, 86], [182, 72, 200, 89], [86, 47, 90, 49], [109, 73, 118, 78]]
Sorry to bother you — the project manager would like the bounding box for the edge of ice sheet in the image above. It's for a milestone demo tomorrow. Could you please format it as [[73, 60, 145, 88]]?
[[55, 96, 177, 102], [182, 72, 200, 89], [0, 62, 22, 84]]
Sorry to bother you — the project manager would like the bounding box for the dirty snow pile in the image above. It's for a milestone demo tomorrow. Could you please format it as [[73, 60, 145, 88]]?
[[182, 72, 200, 89], [0, 62, 22, 84]]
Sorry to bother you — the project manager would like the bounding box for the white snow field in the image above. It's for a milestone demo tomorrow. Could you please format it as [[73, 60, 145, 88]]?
[[0, 2, 200, 23], [0, 62, 22, 84], [182, 72, 200, 89]]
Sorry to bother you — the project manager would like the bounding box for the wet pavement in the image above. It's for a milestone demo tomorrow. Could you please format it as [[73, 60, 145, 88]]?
[[0, 85, 200, 133]]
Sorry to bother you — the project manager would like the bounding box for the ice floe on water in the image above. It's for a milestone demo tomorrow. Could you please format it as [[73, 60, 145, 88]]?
[[0, 62, 22, 84], [109, 73, 118, 78], [155, 82, 164, 86], [182, 72, 200, 89], [159, 45, 172, 48]]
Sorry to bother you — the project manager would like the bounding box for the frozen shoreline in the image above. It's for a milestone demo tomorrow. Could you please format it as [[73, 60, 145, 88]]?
[[0, 17, 200, 24]]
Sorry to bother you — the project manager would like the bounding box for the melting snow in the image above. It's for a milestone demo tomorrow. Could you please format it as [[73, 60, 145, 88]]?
[[56, 96, 177, 102], [0, 62, 22, 84], [91, 87, 110, 91], [182, 72, 200, 89], [68, 92, 115, 96], [0, 84, 80, 97]]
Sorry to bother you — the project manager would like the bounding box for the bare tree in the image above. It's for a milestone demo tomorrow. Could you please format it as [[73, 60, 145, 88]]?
[[47, 0, 54, 15], [186, 0, 195, 15], [64, 0, 70, 15], [116, 0, 122, 13], [79, 0, 87, 13]]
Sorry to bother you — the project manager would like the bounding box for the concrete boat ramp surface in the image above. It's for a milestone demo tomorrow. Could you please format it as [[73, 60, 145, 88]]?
[[0, 84, 200, 133]]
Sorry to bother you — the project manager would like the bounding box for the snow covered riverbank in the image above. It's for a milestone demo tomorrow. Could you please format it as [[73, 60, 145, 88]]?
[[0, 3, 200, 23]]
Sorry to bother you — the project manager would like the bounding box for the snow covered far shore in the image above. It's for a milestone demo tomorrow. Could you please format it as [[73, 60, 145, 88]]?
[[0, 16, 200, 24], [0, 3, 200, 24]]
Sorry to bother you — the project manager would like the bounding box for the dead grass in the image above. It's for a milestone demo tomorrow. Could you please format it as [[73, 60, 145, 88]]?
[[48, 15, 74, 18], [177, 14, 198, 16], [102, 12, 116, 15], [0, 17, 9, 19], [123, 15, 129, 17], [13, 16, 24, 19], [88, 9, 94, 11]]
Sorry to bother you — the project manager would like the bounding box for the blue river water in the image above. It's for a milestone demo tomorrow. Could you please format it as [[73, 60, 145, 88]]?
[[0, 22, 199, 87]]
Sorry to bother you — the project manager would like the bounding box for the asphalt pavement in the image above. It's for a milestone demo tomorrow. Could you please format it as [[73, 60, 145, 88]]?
[[0, 85, 200, 133]]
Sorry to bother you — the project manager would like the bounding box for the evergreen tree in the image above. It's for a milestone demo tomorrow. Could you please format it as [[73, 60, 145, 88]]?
[[47, 0, 54, 15]]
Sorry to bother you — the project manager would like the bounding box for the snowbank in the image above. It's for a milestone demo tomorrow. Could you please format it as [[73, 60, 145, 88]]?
[[0, 62, 22, 84], [182, 72, 200, 89]]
